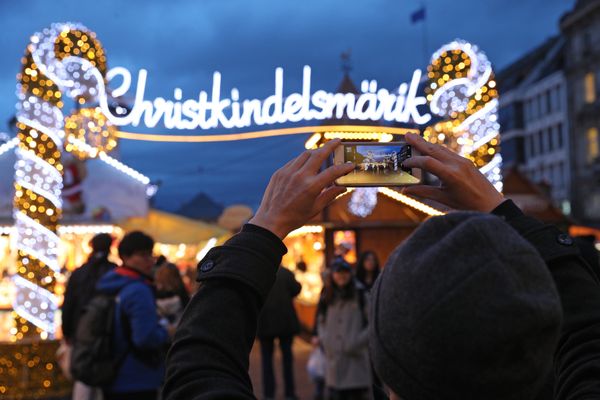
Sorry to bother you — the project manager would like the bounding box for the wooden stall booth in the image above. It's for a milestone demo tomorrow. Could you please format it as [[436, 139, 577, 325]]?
[[283, 187, 444, 331]]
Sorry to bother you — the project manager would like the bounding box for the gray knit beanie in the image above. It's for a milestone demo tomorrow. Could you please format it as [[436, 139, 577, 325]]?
[[369, 212, 562, 400]]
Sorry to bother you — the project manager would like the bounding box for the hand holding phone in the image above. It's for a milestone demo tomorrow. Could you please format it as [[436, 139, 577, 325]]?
[[401, 133, 504, 212], [332, 141, 422, 187]]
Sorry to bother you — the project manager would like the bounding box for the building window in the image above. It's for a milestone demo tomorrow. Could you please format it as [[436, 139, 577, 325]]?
[[585, 72, 596, 103], [558, 123, 564, 148], [546, 91, 552, 114], [559, 161, 564, 186], [528, 135, 535, 158], [588, 127, 599, 162], [538, 130, 544, 155], [548, 128, 554, 152]]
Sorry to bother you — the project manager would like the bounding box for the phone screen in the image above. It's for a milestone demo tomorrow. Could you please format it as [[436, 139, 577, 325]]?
[[335, 143, 420, 186]]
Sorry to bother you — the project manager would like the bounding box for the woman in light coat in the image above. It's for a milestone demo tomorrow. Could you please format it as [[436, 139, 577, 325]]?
[[316, 258, 371, 400]]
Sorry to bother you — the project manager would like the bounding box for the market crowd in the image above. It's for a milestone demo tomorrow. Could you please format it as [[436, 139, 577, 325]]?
[[60, 134, 600, 400]]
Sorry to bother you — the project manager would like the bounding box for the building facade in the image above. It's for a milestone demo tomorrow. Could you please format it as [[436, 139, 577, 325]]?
[[498, 38, 571, 215], [561, 0, 600, 224]]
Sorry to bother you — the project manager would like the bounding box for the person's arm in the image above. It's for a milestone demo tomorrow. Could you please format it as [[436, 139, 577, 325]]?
[[121, 283, 169, 349], [491, 200, 600, 399], [163, 140, 354, 400], [163, 224, 286, 399], [402, 133, 600, 399]]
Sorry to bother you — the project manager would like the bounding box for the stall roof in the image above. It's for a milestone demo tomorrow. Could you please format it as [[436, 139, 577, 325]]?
[[118, 209, 229, 245], [503, 167, 569, 225]]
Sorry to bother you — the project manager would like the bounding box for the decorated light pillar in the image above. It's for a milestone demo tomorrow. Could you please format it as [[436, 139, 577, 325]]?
[[13, 23, 109, 340], [425, 40, 502, 190], [1, 21, 113, 399]]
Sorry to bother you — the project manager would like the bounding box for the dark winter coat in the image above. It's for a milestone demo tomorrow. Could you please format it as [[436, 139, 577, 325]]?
[[96, 267, 169, 394], [256, 266, 301, 338], [61, 253, 116, 342], [162, 206, 600, 399]]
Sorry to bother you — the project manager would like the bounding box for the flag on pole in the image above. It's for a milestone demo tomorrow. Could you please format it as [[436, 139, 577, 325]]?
[[411, 6, 426, 23]]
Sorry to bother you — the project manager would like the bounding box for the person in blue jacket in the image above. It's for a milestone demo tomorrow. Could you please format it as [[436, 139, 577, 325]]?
[[97, 230, 170, 400]]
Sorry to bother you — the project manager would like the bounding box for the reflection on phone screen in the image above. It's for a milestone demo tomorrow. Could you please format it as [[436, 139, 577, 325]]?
[[337, 143, 420, 186]]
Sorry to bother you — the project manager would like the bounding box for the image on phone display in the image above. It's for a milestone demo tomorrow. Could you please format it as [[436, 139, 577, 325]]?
[[335, 143, 420, 186]]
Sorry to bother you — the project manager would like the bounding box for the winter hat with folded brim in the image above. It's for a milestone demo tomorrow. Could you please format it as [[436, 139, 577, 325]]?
[[369, 212, 562, 400]]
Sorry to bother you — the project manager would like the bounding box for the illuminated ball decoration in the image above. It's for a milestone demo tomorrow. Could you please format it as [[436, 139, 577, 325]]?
[[348, 188, 378, 218], [65, 107, 118, 159], [424, 40, 502, 191], [13, 22, 109, 343]]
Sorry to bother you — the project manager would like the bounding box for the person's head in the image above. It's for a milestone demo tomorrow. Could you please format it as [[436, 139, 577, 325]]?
[[118, 231, 155, 275], [356, 251, 380, 283], [155, 255, 167, 268], [369, 213, 562, 400], [330, 257, 353, 288], [90, 233, 113, 255], [155, 263, 186, 294]]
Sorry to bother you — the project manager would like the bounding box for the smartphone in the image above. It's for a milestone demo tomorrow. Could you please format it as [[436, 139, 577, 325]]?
[[332, 141, 421, 187]]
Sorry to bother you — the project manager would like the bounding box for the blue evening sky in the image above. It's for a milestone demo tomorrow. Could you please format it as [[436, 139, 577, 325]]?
[[0, 0, 575, 212]]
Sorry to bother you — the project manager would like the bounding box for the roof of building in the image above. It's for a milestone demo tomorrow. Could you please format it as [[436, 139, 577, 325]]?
[[496, 36, 564, 94], [336, 73, 360, 95], [503, 167, 569, 225], [561, 0, 600, 30]]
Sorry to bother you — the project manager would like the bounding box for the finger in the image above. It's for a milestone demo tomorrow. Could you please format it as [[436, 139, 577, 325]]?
[[402, 155, 450, 180], [405, 133, 456, 162], [313, 186, 348, 213], [284, 150, 312, 172], [301, 139, 341, 174], [313, 162, 355, 189], [401, 185, 449, 204]]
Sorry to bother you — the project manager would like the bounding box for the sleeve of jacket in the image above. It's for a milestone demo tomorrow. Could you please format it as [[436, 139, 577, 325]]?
[[121, 282, 169, 350], [162, 224, 287, 400], [492, 200, 600, 399]]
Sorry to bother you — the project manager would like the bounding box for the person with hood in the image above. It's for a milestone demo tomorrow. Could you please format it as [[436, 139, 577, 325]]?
[[162, 136, 600, 399], [61, 233, 116, 399], [97, 231, 169, 400], [256, 266, 302, 400]]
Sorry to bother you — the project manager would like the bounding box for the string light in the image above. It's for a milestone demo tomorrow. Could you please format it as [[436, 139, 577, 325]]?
[[195, 237, 218, 261], [64, 107, 118, 159], [98, 152, 150, 185], [10, 21, 111, 396], [0, 138, 20, 157], [425, 40, 502, 191], [65, 136, 149, 184], [287, 225, 324, 238], [14, 22, 109, 344], [377, 187, 444, 216], [304, 133, 321, 150], [57, 224, 115, 235]]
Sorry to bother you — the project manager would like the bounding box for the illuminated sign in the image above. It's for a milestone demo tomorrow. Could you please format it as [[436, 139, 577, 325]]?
[[97, 66, 432, 130]]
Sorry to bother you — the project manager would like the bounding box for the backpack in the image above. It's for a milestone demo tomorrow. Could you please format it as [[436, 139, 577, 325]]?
[[70, 293, 127, 386]]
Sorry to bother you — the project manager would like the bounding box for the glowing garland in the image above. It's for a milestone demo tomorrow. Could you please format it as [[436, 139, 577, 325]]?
[[0, 138, 19, 156], [67, 136, 150, 184], [425, 40, 502, 191], [13, 22, 108, 339]]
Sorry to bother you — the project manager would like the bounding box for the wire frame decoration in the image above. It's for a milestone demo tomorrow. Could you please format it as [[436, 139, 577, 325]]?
[[13, 22, 111, 340]]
